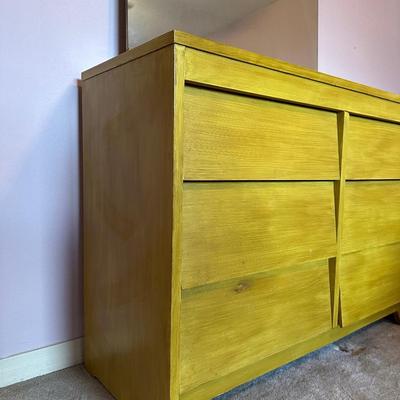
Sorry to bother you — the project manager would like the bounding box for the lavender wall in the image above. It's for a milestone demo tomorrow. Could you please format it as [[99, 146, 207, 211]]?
[[318, 0, 400, 94], [0, 1, 118, 359], [211, 0, 318, 69], [1, 0, 399, 364]]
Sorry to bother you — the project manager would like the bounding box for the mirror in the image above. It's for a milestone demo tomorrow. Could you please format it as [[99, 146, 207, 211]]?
[[127, 0, 275, 48], [124, 0, 318, 69]]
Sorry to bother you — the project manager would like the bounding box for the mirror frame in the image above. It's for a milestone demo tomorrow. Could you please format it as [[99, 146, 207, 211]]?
[[119, 0, 128, 53]]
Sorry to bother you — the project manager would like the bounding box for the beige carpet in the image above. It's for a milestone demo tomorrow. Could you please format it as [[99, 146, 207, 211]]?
[[1, 318, 399, 399]]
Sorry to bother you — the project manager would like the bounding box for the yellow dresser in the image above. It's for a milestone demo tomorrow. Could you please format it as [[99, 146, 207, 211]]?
[[81, 31, 400, 400]]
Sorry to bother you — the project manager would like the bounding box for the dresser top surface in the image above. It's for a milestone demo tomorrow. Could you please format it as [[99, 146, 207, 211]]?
[[82, 30, 400, 104]]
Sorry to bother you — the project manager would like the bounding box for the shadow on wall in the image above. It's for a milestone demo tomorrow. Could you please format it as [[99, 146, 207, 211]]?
[[0, 82, 82, 359]]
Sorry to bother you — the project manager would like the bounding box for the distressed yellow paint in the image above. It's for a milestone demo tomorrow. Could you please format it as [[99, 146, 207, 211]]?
[[342, 181, 400, 254], [182, 182, 337, 289], [180, 260, 331, 393], [81, 31, 400, 400], [183, 86, 339, 180], [347, 116, 400, 179], [341, 243, 400, 326]]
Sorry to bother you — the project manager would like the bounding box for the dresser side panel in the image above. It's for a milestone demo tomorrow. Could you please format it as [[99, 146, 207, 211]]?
[[82, 46, 175, 399]]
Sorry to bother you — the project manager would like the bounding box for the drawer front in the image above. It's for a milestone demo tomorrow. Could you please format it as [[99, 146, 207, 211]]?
[[341, 243, 400, 326], [182, 182, 337, 289], [183, 86, 339, 180], [347, 117, 400, 179], [342, 181, 400, 254], [180, 260, 332, 394]]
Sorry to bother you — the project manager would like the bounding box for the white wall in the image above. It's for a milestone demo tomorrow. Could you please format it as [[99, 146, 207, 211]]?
[[318, 0, 400, 94], [211, 0, 318, 69], [0, 1, 118, 359]]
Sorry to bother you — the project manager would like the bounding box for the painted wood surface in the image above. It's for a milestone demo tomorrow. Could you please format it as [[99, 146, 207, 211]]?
[[184, 48, 400, 123], [82, 31, 400, 106], [341, 243, 400, 326], [180, 260, 331, 394], [181, 182, 337, 289], [82, 46, 175, 400], [183, 86, 339, 180], [170, 44, 186, 400], [346, 116, 400, 179], [180, 304, 400, 400], [330, 112, 349, 327], [81, 31, 400, 400], [342, 181, 400, 254]]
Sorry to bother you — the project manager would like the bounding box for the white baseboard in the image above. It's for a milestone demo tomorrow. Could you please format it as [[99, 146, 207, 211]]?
[[0, 337, 83, 388]]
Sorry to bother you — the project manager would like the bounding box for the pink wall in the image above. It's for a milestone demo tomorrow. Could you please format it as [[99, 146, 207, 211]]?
[[210, 0, 318, 69], [0, 1, 118, 359], [318, 0, 400, 94]]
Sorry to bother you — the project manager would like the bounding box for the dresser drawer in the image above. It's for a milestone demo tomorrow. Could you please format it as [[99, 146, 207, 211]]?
[[181, 182, 337, 289], [340, 243, 400, 326], [180, 260, 332, 394], [183, 86, 339, 181], [347, 117, 400, 179], [342, 181, 400, 254]]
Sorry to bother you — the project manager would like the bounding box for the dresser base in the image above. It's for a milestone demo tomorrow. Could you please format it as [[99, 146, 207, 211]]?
[[180, 305, 400, 400]]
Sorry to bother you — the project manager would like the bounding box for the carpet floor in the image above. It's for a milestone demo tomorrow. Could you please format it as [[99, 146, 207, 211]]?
[[1, 318, 399, 399]]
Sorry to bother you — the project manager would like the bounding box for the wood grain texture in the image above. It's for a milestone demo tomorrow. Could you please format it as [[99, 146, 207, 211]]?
[[331, 112, 349, 327], [173, 31, 400, 104], [184, 48, 400, 123], [181, 182, 337, 289], [180, 303, 400, 400], [341, 243, 400, 326], [346, 116, 400, 179], [83, 30, 400, 106], [183, 86, 339, 180], [170, 44, 186, 400], [82, 30, 175, 80], [342, 181, 400, 254], [82, 46, 175, 400], [81, 32, 400, 400], [180, 260, 332, 394]]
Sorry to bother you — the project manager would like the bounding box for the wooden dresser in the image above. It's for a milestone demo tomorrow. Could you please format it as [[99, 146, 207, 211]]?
[[81, 31, 400, 400]]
